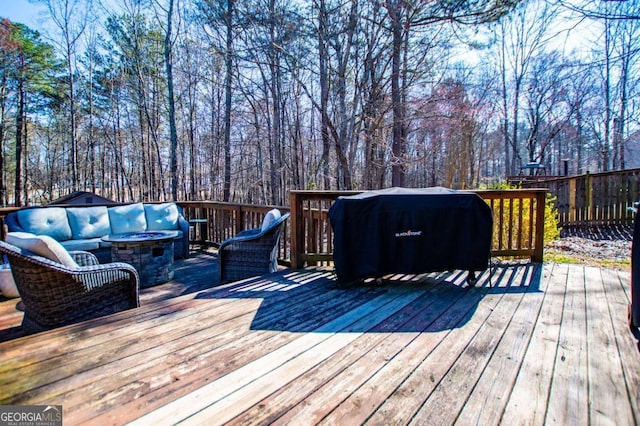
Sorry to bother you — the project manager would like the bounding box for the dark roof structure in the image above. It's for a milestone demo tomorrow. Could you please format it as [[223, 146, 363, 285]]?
[[47, 191, 119, 206]]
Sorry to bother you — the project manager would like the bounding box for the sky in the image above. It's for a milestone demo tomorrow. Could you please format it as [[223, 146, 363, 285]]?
[[1, 0, 48, 29], [1, 0, 595, 63]]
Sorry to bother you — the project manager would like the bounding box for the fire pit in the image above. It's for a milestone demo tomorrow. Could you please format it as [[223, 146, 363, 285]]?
[[102, 231, 179, 287]]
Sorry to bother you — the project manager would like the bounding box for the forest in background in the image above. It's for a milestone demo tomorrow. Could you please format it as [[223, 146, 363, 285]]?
[[0, 0, 639, 207]]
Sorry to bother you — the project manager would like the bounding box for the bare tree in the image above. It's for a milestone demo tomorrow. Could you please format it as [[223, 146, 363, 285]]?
[[495, 0, 557, 175], [314, 0, 359, 190], [360, 2, 390, 189], [38, 0, 93, 192], [153, 0, 180, 200], [565, 0, 640, 171], [383, 0, 522, 186], [608, 1, 640, 169], [522, 51, 573, 167]]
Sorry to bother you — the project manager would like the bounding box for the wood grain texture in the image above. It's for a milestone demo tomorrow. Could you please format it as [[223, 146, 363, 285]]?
[[0, 253, 638, 426]]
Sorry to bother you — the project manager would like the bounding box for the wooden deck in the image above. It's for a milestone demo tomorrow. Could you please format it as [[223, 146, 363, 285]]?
[[0, 251, 638, 425]]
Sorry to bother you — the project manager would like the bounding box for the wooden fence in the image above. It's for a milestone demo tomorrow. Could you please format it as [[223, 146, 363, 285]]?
[[519, 168, 640, 227]]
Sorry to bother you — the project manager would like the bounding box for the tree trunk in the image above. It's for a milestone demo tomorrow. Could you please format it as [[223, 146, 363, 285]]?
[[318, 0, 331, 190], [88, 46, 96, 193], [0, 74, 6, 206], [67, 43, 78, 192], [14, 78, 24, 207], [387, 0, 405, 187], [603, 16, 612, 171], [499, 31, 511, 177], [223, 0, 233, 202], [22, 111, 28, 204], [164, 0, 179, 200]]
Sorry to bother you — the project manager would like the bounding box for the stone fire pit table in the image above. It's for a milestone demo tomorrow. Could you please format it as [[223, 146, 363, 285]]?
[[102, 231, 179, 287]]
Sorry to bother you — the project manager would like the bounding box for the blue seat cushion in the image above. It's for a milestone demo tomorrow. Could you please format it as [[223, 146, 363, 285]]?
[[16, 208, 72, 241], [108, 203, 147, 234], [67, 206, 111, 239], [60, 238, 102, 252], [144, 203, 180, 231]]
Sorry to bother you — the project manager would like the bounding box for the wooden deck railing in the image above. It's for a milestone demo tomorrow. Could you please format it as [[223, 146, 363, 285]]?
[[0, 203, 293, 266], [0, 189, 546, 269], [177, 201, 291, 266], [289, 189, 548, 269]]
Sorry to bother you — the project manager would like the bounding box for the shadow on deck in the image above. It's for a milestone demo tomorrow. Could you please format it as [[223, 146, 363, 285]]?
[[0, 251, 545, 341], [195, 261, 543, 334]]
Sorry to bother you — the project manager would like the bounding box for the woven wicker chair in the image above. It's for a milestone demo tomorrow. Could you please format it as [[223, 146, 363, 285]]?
[[0, 240, 140, 334], [218, 212, 290, 283]]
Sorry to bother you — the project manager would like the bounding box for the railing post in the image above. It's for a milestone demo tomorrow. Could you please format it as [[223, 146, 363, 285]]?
[[569, 177, 576, 225], [586, 171, 592, 223], [289, 191, 304, 269], [234, 205, 243, 236], [533, 190, 547, 262]]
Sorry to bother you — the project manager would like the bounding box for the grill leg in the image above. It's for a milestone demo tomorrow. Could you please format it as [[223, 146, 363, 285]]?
[[467, 271, 477, 287]]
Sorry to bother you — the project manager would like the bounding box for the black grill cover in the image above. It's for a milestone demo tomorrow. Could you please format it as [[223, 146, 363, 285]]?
[[329, 187, 493, 284]]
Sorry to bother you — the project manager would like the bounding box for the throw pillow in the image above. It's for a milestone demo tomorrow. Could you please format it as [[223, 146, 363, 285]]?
[[67, 206, 111, 239], [16, 207, 73, 241], [261, 209, 282, 232], [144, 203, 180, 231], [6, 232, 79, 269], [108, 203, 147, 234]]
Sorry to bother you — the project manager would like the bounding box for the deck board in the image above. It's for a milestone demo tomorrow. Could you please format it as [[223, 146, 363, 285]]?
[[585, 266, 635, 425], [500, 263, 566, 425], [546, 261, 589, 425], [409, 265, 530, 425], [602, 267, 640, 424], [229, 275, 455, 425], [455, 265, 545, 426], [0, 251, 638, 425]]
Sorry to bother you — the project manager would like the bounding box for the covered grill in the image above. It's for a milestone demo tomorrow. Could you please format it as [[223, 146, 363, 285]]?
[[329, 187, 493, 285]]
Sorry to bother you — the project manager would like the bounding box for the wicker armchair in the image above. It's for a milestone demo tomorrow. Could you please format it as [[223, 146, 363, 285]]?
[[218, 211, 290, 283], [0, 240, 140, 334]]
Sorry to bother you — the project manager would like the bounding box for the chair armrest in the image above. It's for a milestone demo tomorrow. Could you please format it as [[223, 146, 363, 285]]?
[[75, 262, 138, 280], [73, 262, 139, 302], [219, 228, 261, 251], [178, 215, 190, 235], [236, 228, 261, 238], [69, 250, 100, 267]]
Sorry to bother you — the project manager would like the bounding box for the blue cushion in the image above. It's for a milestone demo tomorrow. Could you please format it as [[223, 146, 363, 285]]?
[[99, 240, 112, 248], [144, 203, 180, 231], [16, 208, 72, 241], [261, 209, 282, 232], [108, 203, 147, 234], [66, 206, 111, 239], [61, 238, 102, 252]]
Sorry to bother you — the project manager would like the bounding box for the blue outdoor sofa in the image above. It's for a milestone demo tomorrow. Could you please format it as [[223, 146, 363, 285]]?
[[4, 202, 190, 263]]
